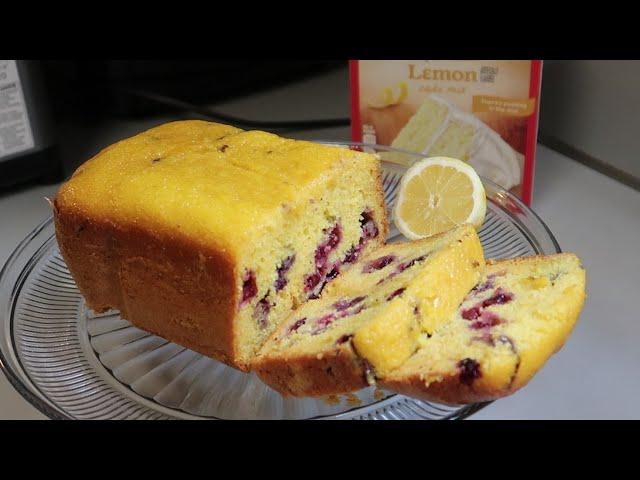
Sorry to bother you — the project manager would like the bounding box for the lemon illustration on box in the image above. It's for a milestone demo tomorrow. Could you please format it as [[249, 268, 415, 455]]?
[[367, 82, 408, 109]]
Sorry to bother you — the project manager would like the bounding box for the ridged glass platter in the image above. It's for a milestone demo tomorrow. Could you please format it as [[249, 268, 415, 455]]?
[[0, 143, 560, 420]]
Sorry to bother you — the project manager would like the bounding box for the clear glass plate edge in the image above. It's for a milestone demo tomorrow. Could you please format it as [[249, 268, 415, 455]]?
[[0, 216, 70, 419]]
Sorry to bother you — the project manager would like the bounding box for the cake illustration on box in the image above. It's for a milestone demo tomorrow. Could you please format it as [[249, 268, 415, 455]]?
[[382, 95, 523, 191]]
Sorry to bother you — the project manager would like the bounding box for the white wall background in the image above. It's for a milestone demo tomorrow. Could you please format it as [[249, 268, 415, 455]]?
[[539, 60, 640, 178]]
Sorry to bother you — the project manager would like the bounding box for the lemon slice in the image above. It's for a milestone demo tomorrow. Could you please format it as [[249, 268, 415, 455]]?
[[393, 156, 486, 239]]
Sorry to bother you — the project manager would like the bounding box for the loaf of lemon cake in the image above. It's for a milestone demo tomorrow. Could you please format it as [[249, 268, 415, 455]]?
[[53, 120, 388, 370], [253, 225, 485, 396], [381, 254, 586, 404], [382, 95, 523, 190]]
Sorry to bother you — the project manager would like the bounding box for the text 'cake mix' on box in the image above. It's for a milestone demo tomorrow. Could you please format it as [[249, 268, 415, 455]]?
[[350, 60, 542, 205]]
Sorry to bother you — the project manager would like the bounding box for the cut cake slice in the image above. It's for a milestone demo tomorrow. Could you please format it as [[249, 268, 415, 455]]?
[[381, 253, 586, 404], [253, 224, 485, 396]]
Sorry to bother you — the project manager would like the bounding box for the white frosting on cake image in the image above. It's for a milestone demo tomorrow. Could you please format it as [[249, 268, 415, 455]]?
[[383, 95, 523, 190]]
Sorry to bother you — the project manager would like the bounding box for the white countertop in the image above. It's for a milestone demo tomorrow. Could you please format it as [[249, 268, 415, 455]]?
[[1, 67, 639, 419]]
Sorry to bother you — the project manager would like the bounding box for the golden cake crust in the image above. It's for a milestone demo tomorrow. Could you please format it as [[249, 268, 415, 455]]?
[[53, 204, 242, 368], [255, 343, 369, 397]]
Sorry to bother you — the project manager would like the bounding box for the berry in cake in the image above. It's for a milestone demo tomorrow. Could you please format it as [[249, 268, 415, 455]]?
[[458, 358, 481, 386], [241, 270, 258, 306], [274, 255, 296, 292]]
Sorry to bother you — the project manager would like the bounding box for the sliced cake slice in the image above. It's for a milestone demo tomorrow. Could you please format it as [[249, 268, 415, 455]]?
[[253, 224, 485, 396], [381, 253, 586, 405]]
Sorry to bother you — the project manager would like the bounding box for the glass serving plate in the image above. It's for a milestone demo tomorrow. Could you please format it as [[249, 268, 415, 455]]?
[[0, 143, 560, 420]]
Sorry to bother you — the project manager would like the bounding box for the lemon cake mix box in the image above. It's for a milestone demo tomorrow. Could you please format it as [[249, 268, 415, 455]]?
[[350, 60, 542, 204]]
